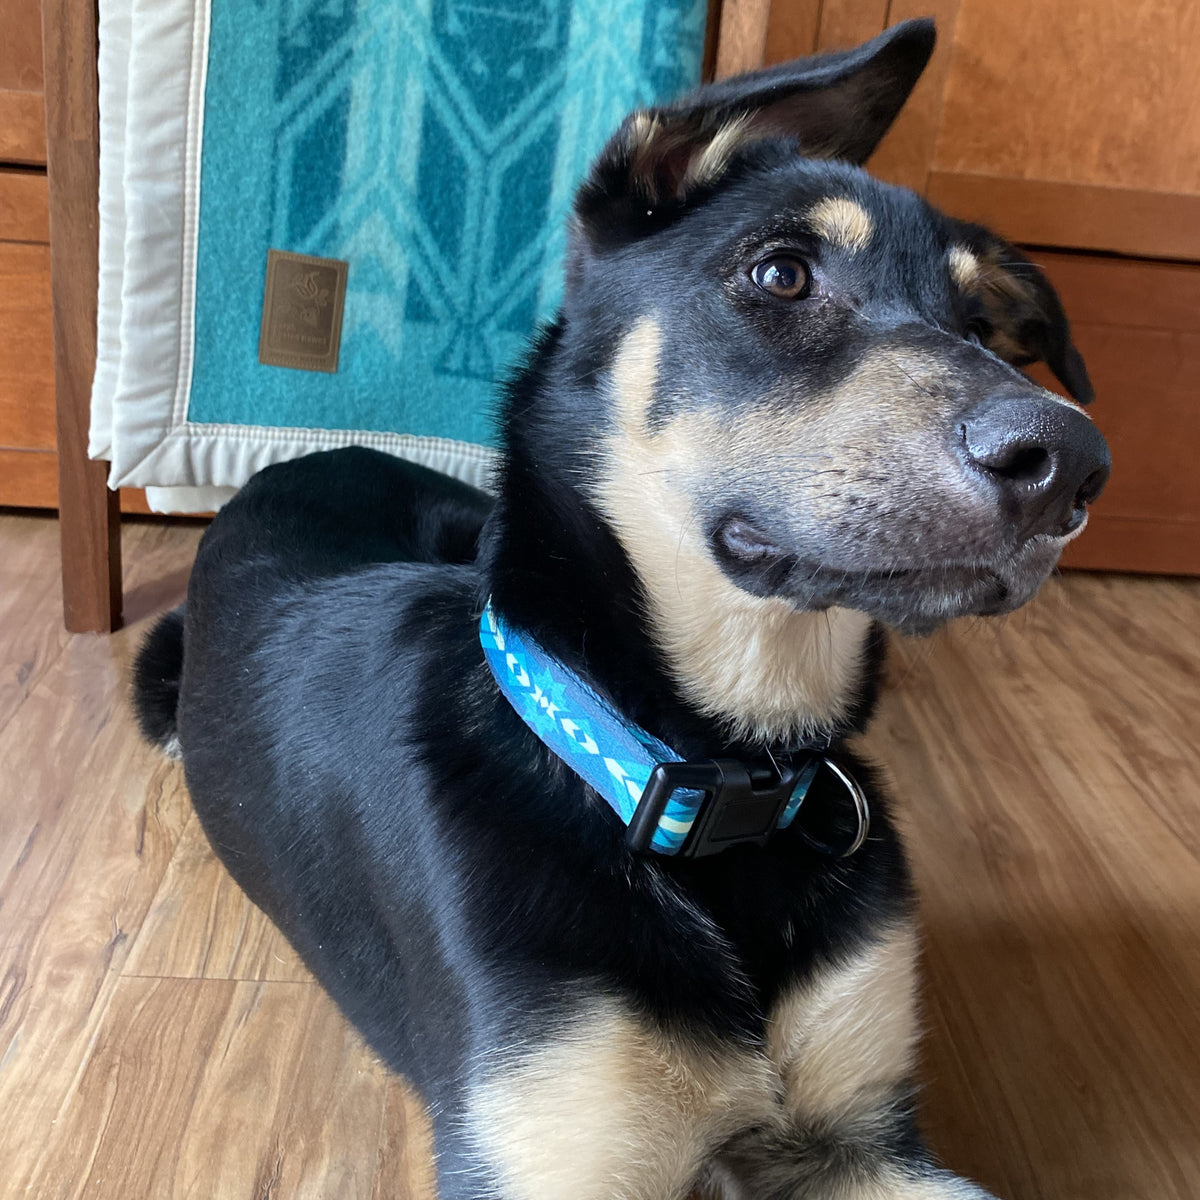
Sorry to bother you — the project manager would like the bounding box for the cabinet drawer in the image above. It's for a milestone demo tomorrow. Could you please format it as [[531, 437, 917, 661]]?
[[1030, 251, 1200, 575], [0, 447, 156, 513], [0, 89, 46, 166], [0, 237, 154, 513], [0, 240, 54, 452], [0, 169, 49, 241]]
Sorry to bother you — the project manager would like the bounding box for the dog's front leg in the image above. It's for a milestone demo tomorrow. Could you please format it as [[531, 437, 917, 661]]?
[[700, 920, 997, 1200], [458, 993, 779, 1200]]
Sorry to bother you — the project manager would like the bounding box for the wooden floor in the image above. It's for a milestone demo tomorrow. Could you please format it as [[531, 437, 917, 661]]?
[[0, 510, 1196, 1199]]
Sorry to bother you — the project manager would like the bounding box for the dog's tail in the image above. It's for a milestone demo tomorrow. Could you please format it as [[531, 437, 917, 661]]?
[[132, 606, 186, 758]]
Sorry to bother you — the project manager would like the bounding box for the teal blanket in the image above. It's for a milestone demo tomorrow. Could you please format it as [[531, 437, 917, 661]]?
[[190, 0, 707, 449]]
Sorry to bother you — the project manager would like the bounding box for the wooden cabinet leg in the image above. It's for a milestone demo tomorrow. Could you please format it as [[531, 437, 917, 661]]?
[[56, 448, 122, 634], [42, 0, 123, 632]]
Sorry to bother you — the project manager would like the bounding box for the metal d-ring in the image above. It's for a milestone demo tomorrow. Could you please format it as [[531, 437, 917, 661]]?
[[823, 755, 870, 858], [792, 755, 871, 859]]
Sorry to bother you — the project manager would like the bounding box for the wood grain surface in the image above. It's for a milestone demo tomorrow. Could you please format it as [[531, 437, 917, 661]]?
[[0, 241, 55, 454], [932, 0, 1200, 196], [813, 0, 891, 52], [0, 447, 161, 514], [0, 88, 46, 165], [40, 0, 123, 632], [714, 0, 772, 78], [869, 574, 1200, 1198], [0, 0, 45, 95], [0, 0, 47, 167], [926, 172, 1200, 264], [0, 170, 49, 242], [1024, 251, 1200, 576], [0, 511, 1196, 1197], [763, 0, 821, 65], [866, 0, 964, 194]]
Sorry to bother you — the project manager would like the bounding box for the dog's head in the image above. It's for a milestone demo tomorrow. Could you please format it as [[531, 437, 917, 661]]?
[[560, 19, 1109, 640]]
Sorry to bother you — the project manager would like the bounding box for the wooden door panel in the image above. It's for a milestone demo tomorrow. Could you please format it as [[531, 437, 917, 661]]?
[[768, 0, 1200, 258], [866, 0, 963, 193], [0, 0, 46, 166], [1068, 324, 1198, 523], [1061, 512, 1200, 575], [1030, 253, 1200, 534], [1028, 251, 1200, 574], [1033, 250, 1200, 334], [764, 0, 892, 63], [812, 0, 890, 50], [764, 0, 821, 63], [0, 241, 152, 514], [763, 0, 964, 193], [0, 447, 155, 513], [0, 241, 54, 452], [0, 0, 44, 93], [0, 89, 46, 166], [934, 0, 1200, 195], [0, 170, 49, 241]]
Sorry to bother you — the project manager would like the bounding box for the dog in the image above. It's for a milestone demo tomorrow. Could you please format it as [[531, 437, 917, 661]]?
[[133, 19, 1110, 1199]]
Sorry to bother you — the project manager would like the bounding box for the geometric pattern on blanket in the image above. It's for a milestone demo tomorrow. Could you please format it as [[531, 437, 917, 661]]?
[[91, 0, 707, 506]]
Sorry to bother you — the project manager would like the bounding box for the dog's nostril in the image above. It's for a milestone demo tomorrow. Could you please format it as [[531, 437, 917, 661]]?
[[994, 445, 1052, 485], [1076, 466, 1109, 507], [961, 422, 1054, 485]]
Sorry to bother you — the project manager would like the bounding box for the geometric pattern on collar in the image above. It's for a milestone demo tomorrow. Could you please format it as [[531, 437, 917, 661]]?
[[480, 600, 818, 855]]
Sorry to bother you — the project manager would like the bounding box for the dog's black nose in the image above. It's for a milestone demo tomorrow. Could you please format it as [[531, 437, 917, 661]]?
[[961, 396, 1111, 537]]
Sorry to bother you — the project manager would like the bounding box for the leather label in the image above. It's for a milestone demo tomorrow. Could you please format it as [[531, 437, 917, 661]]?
[[258, 249, 348, 373]]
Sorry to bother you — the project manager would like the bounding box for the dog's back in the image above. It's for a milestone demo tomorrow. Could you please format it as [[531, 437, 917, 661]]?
[[132, 446, 492, 755]]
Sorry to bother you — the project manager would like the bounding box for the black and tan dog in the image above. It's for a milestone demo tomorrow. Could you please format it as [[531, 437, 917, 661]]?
[[134, 20, 1110, 1199]]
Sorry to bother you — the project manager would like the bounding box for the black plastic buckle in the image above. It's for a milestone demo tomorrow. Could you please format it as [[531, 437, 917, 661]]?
[[626, 755, 871, 859], [627, 759, 799, 858]]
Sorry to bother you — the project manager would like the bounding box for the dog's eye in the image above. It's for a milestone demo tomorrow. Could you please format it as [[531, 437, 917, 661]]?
[[751, 255, 811, 299]]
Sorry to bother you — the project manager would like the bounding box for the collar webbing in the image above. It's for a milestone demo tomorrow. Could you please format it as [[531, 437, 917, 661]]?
[[479, 600, 866, 857]]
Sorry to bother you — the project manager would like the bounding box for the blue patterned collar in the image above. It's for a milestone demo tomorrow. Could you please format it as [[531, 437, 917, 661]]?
[[479, 600, 869, 858]]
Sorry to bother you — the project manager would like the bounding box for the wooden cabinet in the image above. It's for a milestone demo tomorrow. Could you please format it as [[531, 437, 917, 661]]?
[[0, 0, 56, 505], [0, 0, 151, 512], [767, 0, 1200, 574]]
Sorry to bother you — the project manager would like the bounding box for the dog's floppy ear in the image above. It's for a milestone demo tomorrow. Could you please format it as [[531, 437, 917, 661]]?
[[578, 18, 935, 215], [948, 222, 1095, 404]]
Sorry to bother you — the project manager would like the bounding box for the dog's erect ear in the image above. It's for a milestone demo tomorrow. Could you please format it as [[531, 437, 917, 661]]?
[[578, 18, 935, 213], [948, 222, 1095, 404]]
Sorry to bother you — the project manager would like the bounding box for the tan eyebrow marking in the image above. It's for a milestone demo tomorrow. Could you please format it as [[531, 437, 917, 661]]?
[[807, 197, 874, 254]]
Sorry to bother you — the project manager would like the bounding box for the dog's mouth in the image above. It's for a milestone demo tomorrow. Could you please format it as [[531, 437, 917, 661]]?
[[711, 514, 1067, 634]]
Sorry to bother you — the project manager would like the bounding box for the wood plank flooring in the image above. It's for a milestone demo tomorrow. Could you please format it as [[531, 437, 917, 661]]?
[[0, 509, 1196, 1199]]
